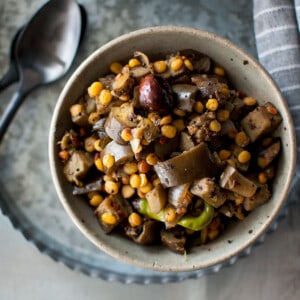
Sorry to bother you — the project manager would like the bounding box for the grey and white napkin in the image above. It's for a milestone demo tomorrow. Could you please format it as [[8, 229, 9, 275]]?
[[253, 0, 300, 205]]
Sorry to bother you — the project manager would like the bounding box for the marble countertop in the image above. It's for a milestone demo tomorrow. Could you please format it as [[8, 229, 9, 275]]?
[[0, 0, 299, 299]]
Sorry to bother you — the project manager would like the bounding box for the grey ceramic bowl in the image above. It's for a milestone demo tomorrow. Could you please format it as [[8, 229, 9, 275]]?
[[49, 26, 296, 272]]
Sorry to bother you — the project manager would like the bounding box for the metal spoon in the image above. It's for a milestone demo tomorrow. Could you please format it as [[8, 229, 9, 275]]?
[[0, 28, 24, 92], [0, 0, 85, 142], [0, 4, 87, 93]]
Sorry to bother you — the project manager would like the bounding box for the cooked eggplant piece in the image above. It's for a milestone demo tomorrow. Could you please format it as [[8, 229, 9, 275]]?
[[145, 184, 167, 214], [191, 178, 215, 198], [129, 118, 159, 154], [168, 183, 192, 209], [95, 194, 132, 233], [231, 145, 250, 172], [59, 130, 82, 150], [112, 72, 134, 97], [96, 134, 112, 150], [96, 99, 122, 116], [92, 118, 112, 149], [101, 140, 134, 163], [187, 111, 217, 143], [99, 74, 115, 90], [85, 97, 97, 114], [161, 228, 186, 254], [243, 183, 271, 211], [125, 220, 161, 245], [166, 184, 193, 228], [137, 117, 160, 144], [257, 139, 281, 169], [130, 65, 152, 79], [219, 202, 235, 218], [134, 51, 151, 68], [172, 84, 198, 112], [104, 104, 137, 144], [219, 166, 257, 197], [165, 53, 187, 78], [114, 103, 138, 127], [154, 142, 218, 187], [179, 131, 195, 151], [101, 140, 134, 172], [129, 137, 142, 154], [130, 51, 153, 79], [191, 75, 228, 104], [171, 74, 191, 84], [191, 74, 216, 98], [225, 97, 254, 121], [212, 151, 226, 168], [63, 150, 94, 186], [240, 102, 282, 142], [71, 111, 89, 127], [191, 178, 227, 208], [69, 96, 92, 127], [154, 134, 179, 159], [180, 49, 211, 73], [73, 178, 103, 195], [220, 120, 238, 138], [93, 118, 106, 132]]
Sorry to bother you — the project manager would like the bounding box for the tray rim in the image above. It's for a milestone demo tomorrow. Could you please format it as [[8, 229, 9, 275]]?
[[0, 184, 290, 284]]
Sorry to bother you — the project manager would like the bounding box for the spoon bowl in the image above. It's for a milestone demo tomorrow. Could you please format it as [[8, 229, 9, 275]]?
[[16, 0, 82, 85], [0, 4, 87, 92], [0, 0, 85, 142]]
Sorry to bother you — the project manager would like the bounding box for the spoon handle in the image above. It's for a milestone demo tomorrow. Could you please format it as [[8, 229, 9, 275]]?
[[0, 66, 19, 92], [0, 90, 25, 142]]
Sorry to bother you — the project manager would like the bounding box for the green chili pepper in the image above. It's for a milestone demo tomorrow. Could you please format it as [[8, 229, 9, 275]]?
[[137, 198, 214, 231], [177, 202, 214, 231]]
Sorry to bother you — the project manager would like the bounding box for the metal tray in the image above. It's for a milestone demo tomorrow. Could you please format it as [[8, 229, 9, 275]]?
[[1, 0, 295, 284]]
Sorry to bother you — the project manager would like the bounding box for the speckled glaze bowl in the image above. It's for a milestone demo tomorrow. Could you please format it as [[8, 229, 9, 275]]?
[[49, 26, 296, 272]]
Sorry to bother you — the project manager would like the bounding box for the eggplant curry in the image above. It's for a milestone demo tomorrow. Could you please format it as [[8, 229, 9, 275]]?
[[58, 50, 282, 254]]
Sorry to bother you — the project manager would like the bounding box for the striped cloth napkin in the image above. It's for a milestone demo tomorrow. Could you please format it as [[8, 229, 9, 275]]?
[[253, 0, 300, 205]]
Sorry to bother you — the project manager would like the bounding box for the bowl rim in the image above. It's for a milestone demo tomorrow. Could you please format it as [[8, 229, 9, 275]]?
[[49, 25, 297, 272]]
